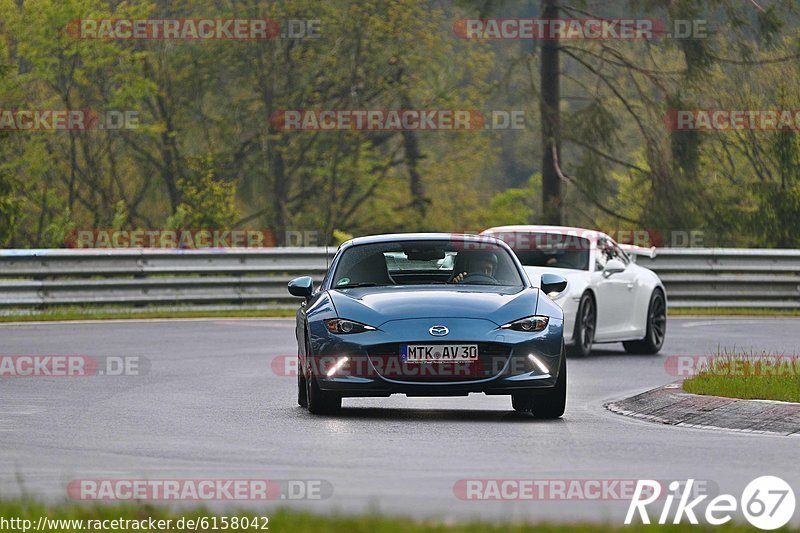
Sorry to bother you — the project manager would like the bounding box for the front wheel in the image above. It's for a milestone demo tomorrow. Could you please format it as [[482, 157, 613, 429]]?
[[530, 351, 567, 419], [567, 292, 595, 357], [511, 392, 534, 412], [623, 289, 666, 354], [297, 356, 308, 408], [305, 366, 342, 415], [511, 346, 567, 419]]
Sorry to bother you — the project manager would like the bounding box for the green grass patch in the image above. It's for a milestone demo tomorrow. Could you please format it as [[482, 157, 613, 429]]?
[[0, 499, 789, 532], [683, 351, 800, 403], [0, 307, 296, 323]]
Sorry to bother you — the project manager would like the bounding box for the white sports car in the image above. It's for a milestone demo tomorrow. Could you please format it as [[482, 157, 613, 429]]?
[[481, 225, 667, 356]]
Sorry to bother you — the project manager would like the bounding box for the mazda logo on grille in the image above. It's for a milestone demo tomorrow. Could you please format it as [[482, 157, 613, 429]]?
[[429, 325, 449, 336]]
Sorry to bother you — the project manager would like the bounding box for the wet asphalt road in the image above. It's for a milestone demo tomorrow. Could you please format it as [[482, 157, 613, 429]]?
[[0, 317, 798, 525]]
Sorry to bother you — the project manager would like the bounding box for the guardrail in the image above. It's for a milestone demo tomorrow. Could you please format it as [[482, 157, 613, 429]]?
[[636, 248, 800, 309], [0, 248, 333, 309], [0, 247, 798, 310]]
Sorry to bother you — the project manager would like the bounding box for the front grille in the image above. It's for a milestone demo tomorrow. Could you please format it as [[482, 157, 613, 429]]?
[[366, 342, 510, 382]]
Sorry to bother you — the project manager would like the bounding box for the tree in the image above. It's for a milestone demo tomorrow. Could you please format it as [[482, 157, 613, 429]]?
[[540, 0, 562, 225], [0, 65, 22, 246]]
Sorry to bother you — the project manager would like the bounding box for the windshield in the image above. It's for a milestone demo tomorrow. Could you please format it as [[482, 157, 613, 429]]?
[[331, 240, 524, 288], [489, 232, 591, 271]]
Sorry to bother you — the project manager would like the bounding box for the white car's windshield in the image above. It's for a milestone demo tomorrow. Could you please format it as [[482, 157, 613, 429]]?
[[490, 232, 591, 271]]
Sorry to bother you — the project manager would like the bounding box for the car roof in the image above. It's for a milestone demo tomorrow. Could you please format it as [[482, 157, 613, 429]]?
[[482, 225, 605, 242], [341, 232, 504, 247]]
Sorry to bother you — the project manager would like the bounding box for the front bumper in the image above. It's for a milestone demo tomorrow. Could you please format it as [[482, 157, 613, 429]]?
[[307, 317, 564, 397], [551, 293, 579, 345]]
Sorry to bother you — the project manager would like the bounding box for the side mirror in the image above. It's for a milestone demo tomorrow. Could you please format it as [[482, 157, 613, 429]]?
[[288, 276, 314, 299], [541, 273, 567, 297], [603, 259, 626, 277]]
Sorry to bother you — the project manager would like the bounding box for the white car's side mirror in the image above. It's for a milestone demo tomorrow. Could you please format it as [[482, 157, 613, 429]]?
[[603, 259, 626, 277]]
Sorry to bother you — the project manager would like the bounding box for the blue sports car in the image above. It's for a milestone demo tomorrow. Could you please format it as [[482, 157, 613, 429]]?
[[287, 233, 568, 417]]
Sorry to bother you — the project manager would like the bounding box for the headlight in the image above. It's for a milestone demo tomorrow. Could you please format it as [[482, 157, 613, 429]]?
[[324, 319, 376, 334], [500, 316, 549, 332]]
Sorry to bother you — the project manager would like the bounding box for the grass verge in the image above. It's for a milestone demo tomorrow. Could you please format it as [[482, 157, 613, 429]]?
[[669, 307, 800, 317], [683, 352, 800, 403], [0, 307, 296, 323], [0, 499, 789, 532], [1, 306, 798, 323]]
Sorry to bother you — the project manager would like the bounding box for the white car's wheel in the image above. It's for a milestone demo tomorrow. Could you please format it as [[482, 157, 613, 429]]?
[[623, 289, 666, 354], [567, 292, 595, 357]]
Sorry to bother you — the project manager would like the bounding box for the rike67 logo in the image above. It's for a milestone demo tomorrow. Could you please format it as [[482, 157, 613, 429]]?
[[626, 476, 796, 530]]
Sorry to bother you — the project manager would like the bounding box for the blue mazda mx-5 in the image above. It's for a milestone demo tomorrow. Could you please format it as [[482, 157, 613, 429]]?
[[287, 233, 568, 417]]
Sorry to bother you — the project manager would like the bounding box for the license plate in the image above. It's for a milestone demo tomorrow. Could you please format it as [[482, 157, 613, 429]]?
[[400, 344, 478, 363]]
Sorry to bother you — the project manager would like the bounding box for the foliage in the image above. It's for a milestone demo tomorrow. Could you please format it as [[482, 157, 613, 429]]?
[[332, 229, 354, 246], [479, 174, 540, 228], [165, 154, 239, 230], [0, 0, 798, 247], [0, 169, 22, 247]]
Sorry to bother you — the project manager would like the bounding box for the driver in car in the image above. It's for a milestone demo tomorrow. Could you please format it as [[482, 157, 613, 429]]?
[[451, 252, 497, 283]]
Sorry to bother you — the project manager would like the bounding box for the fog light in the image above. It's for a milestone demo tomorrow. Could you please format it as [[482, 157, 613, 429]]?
[[326, 356, 349, 377], [527, 354, 549, 374]]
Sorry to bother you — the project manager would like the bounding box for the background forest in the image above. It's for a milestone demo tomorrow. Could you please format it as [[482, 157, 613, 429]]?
[[0, 0, 798, 247]]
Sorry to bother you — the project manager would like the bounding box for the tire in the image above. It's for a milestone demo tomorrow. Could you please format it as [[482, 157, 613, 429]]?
[[297, 356, 308, 408], [623, 289, 667, 355], [511, 391, 534, 412], [510, 345, 567, 418], [567, 292, 595, 357], [530, 349, 567, 419], [303, 333, 341, 415], [305, 371, 342, 415]]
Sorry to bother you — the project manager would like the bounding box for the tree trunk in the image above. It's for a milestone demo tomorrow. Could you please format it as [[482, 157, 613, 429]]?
[[540, 0, 562, 225], [398, 88, 428, 225]]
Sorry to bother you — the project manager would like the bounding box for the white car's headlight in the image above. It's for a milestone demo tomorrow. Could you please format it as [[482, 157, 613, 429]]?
[[499, 316, 549, 332]]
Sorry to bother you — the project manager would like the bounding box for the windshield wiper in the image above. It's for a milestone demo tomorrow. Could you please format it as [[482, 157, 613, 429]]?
[[334, 282, 388, 289]]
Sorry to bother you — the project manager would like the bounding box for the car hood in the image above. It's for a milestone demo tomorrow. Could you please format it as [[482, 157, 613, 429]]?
[[327, 285, 541, 327]]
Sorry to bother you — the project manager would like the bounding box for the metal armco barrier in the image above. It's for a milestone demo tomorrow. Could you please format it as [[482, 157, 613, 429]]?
[[0, 248, 333, 309], [0, 247, 798, 310], [636, 248, 800, 309]]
